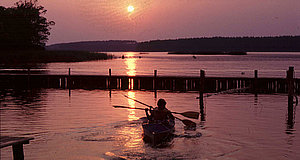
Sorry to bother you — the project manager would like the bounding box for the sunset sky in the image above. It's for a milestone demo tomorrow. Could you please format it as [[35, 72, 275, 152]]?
[[1, 0, 300, 45]]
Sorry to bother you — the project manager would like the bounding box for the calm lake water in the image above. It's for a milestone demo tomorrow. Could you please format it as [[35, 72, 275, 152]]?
[[43, 52, 300, 78], [1, 52, 300, 159], [1, 90, 299, 159]]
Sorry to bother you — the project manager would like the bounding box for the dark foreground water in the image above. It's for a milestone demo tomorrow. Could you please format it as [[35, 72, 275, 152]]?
[[1, 89, 299, 159]]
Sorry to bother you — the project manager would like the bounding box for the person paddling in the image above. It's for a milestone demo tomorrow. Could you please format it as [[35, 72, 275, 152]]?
[[145, 99, 175, 127]]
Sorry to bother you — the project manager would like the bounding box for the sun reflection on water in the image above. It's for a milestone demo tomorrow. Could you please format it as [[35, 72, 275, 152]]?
[[119, 126, 143, 149], [116, 91, 142, 149], [127, 91, 139, 121], [124, 52, 137, 77], [119, 54, 142, 151]]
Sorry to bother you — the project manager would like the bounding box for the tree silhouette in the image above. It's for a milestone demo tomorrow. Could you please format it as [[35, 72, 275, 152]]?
[[0, 0, 55, 50]]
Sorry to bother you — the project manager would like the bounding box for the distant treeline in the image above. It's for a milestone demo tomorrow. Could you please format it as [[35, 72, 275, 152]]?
[[47, 40, 137, 52], [0, 50, 111, 64], [138, 36, 300, 52], [46, 36, 300, 52]]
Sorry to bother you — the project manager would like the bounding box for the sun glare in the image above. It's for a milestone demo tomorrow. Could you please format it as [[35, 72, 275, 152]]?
[[127, 5, 134, 13]]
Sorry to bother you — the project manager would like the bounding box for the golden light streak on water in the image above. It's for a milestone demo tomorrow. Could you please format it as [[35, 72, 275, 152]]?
[[127, 91, 139, 121], [125, 52, 137, 77], [119, 126, 143, 148]]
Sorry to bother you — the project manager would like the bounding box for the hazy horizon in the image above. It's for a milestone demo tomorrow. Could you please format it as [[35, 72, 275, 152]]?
[[1, 0, 300, 45]]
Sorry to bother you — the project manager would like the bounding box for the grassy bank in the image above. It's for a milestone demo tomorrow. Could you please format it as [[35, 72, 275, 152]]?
[[0, 50, 112, 63]]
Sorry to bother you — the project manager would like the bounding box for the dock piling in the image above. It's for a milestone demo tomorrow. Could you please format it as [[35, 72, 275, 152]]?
[[154, 70, 157, 98], [109, 69, 112, 97], [67, 68, 71, 88], [154, 70, 157, 90], [200, 70, 205, 120], [253, 70, 258, 93], [287, 66, 295, 130], [287, 67, 295, 104], [108, 68, 112, 89], [68, 68, 71, 96], [12, 143, 24, 160], [287, 67, 295, 96]]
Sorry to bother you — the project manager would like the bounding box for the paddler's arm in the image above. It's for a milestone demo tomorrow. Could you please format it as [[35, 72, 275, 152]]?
[[167, 110, 175, 120], [145, 108, 151, 119]]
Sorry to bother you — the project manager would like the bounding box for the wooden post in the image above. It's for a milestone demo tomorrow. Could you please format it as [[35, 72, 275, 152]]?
[[253, 70, 258, 97], [12, 144, 24, 160], [287, 67, 294, 105], [172, 79, 175, 91], [68, 68, 71, 96], [108, 68, 111, 89], [109, 69, 112, 97], [138, 78, 141, 90], [154, 70, 157, 91], [253, 70, 258, 93], [287, 67, 294, 96], [200, 70, 205, 121], [67, 68, 71, 88], [287, 66, 295, 130], [154, 70, 157, 98]]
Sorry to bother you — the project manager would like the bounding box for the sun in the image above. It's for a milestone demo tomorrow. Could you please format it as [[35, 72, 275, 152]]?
[[127, 5, 134, 13]]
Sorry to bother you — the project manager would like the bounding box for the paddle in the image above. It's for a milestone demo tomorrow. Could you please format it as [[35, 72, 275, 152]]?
[[113, 105, 197, 127], [113, 105, 147, 110], [123, 95, 199, 119], [175, 117, 196, 127], [124, 95, 153, 108], [171, 111, 199, 119]]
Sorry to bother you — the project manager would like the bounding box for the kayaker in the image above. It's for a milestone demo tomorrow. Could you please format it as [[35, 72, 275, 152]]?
[[145, 99, 175, 127]]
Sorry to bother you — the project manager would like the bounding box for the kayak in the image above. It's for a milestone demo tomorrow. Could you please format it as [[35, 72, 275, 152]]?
[[142, 119, 175, 145]]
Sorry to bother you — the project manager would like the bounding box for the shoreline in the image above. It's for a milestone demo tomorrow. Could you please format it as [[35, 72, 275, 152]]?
[[0, 50, 113, 64]]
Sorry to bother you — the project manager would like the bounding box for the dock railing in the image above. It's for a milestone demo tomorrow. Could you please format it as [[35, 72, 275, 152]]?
[[0, 67, 299, 94]]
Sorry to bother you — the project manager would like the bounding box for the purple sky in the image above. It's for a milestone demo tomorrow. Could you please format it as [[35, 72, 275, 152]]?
[[2, 0, 300, 45]]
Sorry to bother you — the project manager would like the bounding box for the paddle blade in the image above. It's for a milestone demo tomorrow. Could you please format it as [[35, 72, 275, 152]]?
[[180, 111, 199, 119], [181, 119, 196, 127], [113, 105, 128, 109]]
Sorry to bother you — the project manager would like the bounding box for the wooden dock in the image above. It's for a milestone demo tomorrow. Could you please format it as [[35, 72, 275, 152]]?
[[0, 68, 299, 94], [0, 136, 34, 160]]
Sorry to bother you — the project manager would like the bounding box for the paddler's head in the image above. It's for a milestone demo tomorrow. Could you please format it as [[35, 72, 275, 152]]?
[[157, 99, 166, 110]]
